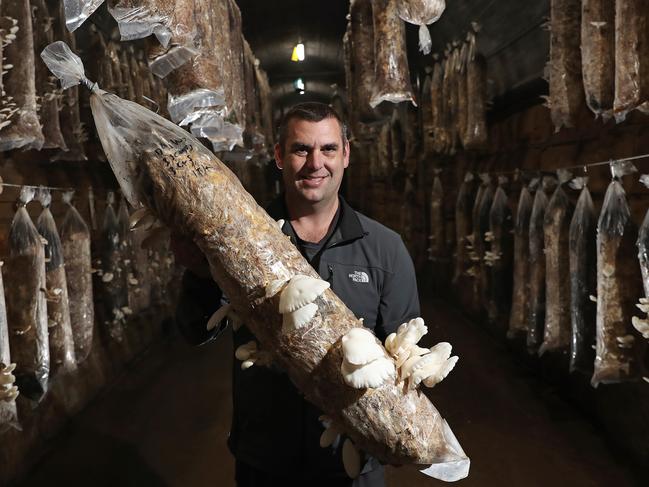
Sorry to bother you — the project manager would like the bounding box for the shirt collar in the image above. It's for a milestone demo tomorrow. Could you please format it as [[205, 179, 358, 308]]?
[[266, 194, 366, 246]]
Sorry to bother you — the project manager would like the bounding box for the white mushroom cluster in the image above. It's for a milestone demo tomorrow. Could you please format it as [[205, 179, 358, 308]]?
[[632, 298, 649, 340], [234, 341, 271, 370], [385, 318, 459, 390], [340, 327, 396, 389], [0, 363, 18, 402], [277, 275, 329, 333]]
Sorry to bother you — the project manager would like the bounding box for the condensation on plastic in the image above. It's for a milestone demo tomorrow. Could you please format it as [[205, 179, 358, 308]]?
[[487, 184, 513, 322], [0, 0, 44, 152], [538, 182, 573, 355], [568, 183, 597, 374], [350, 0, 379, 122], [637, 177, 649, 301], [527, 187, 549, 352], [0, 262, 20, 433], [149, 45, 198, 79], [464, 31, 488, 151], [35, 190, 77, 378], [98, 194, 128, 345], [369, 0, 415, 108], [5, 187, 49, 402], [613, 0, 649, 122], [508, 185, 533, 339], [52, 3, 87, 161], [60, 192, 95, 364], [33, 0, 67, 150], [592, 177, 643, 386], [396, 0, 446, 54], [63, 0, 105, 32], [108, 5, 172, 46]]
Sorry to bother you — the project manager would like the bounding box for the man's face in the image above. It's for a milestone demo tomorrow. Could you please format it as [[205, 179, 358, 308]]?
[[275, 117, 349, 207]]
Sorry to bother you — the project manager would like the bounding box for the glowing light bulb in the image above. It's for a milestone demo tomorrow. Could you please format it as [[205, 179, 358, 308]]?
[[291, 42, 305, 62]]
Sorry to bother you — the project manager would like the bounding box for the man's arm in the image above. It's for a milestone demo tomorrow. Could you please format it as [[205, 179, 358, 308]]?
[[171, 233, 226, 345], [374, 237, 421, 341], [175, 270, 226, 345]]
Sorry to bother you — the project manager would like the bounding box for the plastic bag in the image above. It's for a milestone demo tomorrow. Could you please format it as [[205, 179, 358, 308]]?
[[60, 191, 94, 364], [97, 192, 128, 347], [592, 166, 643, 386], [0, 262, 20, 433], [441, 47, 457, 155], [430, 57, 448, 154], [613, 0, 649, 122], [476, 178, 495, 314], [108, 0, 173, 47], [452, 173, 475, 285], [568, 178, 597, 373], [4, 187, 49, 401], [32, 0, 67, 150], [396, 0, 445, 54], [0, 0, 44, 151], [634, 175, 649, 347], [527, 182, 549, 352], [369, 0, 415, 108], [63, 0, 105, 32], [456, 40, 469, 148], [350, 0, 379, 122], [464, 32, 488, 150], [580, 0, 615, 119], [163, 0, 233, 147], [36, 189, 77, 378], [53, 0, 87, 161], [487, 179, 513, 323], [508, 184, 534, 339], [547, 0, 584, 130], [428, 174, 445, 262], [539, 177, 573, 355]]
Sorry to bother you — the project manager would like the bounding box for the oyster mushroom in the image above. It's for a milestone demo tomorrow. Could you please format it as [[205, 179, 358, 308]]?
[[342, 439, 361, 478], [282, 302, 318, 333], [278, 275, 330, 313]]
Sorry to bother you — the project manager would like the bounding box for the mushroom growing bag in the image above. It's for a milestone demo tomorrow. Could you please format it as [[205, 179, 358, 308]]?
[[0, 260, 19, 433], [396, 0, 446, 54], [60, 192, 94, 364], [5, 188, 49, 402], [35, 190, 77, 378], [41, 41, 470, 481]]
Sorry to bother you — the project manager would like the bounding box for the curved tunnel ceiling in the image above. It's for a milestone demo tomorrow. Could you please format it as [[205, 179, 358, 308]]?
[[236, 0, 551, 116]]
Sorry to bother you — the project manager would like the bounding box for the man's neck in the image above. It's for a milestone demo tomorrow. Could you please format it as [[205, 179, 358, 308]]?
[[285, 194, 340, 243]]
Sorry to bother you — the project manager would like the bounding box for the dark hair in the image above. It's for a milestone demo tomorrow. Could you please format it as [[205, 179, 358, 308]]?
[[277, 102, 348, 155]]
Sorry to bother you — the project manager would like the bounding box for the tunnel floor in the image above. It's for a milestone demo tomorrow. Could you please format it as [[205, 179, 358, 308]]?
[[14, 290, 644, 487]]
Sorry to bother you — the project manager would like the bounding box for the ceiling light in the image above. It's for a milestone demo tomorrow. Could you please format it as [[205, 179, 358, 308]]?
[[294, 78, 305, 91], [291, 42, 305, 62]]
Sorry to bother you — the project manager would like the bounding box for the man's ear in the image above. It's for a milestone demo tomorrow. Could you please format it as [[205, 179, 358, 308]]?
[[343, 140, 350, 169], [274, 143, 283, 169]]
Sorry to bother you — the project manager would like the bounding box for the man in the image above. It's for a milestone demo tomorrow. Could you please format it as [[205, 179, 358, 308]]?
[[174, 102, 420, 486]]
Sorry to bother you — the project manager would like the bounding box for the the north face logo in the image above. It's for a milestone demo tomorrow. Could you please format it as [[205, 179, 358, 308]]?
[[348, 271, 369, 283]]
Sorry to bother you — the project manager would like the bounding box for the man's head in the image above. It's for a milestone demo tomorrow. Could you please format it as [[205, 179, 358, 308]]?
[[274, 102, 350, 210]]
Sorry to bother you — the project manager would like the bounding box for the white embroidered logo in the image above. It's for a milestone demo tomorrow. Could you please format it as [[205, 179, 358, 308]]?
[[348, 271, 369, 283]]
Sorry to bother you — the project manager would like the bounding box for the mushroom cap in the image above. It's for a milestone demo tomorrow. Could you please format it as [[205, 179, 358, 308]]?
[[342, 328, 386, 365], [278, 275, 330, 313], [320, 424, 340, 448], [235, 341, 258, 361], [282, 302, 318, 333], [341, 356, 396, 389], [342, 439, 361, 479], [421, 356, 459, 388]]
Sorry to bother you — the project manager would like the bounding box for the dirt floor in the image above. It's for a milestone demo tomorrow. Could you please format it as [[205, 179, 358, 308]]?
[[14, 293, 646, 486]]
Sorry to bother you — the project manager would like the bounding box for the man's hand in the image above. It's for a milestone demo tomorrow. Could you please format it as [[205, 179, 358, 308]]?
[[170, 233, 211, 278]]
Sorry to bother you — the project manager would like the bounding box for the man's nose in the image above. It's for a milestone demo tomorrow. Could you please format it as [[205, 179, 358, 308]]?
[[305, 149, 325, 170]]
